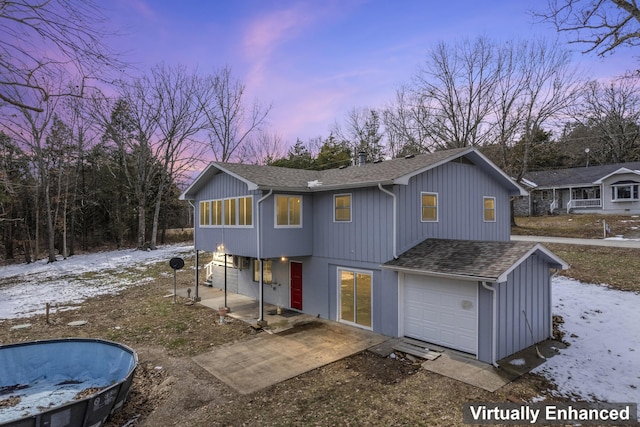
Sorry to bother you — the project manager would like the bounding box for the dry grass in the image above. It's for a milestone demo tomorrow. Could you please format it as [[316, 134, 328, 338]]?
[[512, 214, 640, 239], [513, 214, 640, 292]]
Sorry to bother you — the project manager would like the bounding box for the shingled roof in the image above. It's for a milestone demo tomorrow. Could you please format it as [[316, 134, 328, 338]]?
[[523, 162, 640, 188], [383, 238, 567, 282], [181, 147, 526, 199]]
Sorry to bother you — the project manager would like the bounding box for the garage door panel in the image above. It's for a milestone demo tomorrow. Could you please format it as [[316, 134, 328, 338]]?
[[404, 275, 478, 354]]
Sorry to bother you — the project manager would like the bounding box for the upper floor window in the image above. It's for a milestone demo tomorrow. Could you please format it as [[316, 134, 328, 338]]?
[[199, 201, 211, 226], [421, 192, 438, 222], [334, 194, 352, 222], [611, 181, 639, 201], [224, 198, 236, 226], [276, 195, 302, 227], [483, 196, 496, 222], [200, 197, 250, 227], [238, 196, 253, 226], [212, 200, 222, 225]]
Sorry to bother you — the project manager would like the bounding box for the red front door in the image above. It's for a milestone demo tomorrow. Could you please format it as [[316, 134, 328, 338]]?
[[290, 262, 303, 310]]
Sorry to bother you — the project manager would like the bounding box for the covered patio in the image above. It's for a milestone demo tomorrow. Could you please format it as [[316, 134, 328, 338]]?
[[173, 285, 313, 333]]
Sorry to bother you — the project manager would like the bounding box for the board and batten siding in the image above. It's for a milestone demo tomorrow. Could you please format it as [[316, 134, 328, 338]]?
[[494, 253, 552, 360], [260, 193, 313, 258], [312, 188, 393, 263], [194, 172, 258, 256], [397, 161, 511, 253]]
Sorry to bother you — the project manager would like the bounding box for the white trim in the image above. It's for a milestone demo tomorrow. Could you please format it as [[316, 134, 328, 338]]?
[[483, 196, 496, 223], [593, 167, 640, 184], [333, 193, 352, 223], [420, 191, 438, 222], [337, 267, 373, 331]]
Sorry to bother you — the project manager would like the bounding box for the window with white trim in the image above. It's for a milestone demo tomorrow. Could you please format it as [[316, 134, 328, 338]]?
[[334, 194, 352, 222], [253, 259, 273, 284], [223, 198, 236, 226], [483, 196, 496, 222], [421, 192, 438, 222], [199, 201, 211, 226], [275, 195, 302, 227], [238, 196, 253, 226], [611, 181, 639, 201], [212, 200, 222, 225]]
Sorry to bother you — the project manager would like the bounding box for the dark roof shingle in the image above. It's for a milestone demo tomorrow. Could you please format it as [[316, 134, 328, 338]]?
[[524, 162, 640, 188], [383, 238, 564, 281]]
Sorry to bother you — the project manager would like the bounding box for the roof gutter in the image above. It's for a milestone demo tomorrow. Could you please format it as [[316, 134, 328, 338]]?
[[378, 183, 397, 259], [256, 189, 273, 324]]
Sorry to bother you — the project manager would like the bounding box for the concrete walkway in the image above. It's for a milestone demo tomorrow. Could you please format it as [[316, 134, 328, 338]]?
[[511, 234, 640, 248], [192, 319, 388, 394]]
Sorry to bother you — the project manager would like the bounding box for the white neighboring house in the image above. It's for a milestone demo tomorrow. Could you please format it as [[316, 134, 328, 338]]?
[[517, 162, 640, 215]]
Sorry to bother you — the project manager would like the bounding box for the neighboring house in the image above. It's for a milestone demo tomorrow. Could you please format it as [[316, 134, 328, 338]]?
[[179, 147, 567, 365], [516, 162, 640, 216]]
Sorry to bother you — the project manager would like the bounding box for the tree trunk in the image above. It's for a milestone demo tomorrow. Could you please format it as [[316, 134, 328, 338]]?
[[44, 181, 56, 263], [137, 201, 146, 250]]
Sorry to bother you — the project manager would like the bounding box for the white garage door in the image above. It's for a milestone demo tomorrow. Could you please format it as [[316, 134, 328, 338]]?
[[404, 275, 477, 354]]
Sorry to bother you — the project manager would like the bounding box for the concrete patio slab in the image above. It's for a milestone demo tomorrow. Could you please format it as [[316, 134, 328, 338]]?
[[192, 319, 388, 394]]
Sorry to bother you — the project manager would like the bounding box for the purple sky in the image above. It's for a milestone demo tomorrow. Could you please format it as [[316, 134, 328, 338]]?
[[104, 0, 637, 148]]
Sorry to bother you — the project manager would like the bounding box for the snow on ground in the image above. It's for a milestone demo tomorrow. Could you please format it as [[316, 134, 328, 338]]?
[[0, 244, 193, 319], [0, 245, 639, 408], [533, 276, 640, 406]]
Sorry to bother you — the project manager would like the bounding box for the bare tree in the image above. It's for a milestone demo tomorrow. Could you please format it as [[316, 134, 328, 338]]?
[[383, 86, 434, 157], [573, 77, 640, 162], [201, 66, 271, 162], [149, 64, 211, 249], [412, 37, 501, 149], [332, 107, 385, 161], [535, 0, 640, 56], [0, 0, 124, 112], [1, 78, 62, 262], [242, 130, 286, 165]]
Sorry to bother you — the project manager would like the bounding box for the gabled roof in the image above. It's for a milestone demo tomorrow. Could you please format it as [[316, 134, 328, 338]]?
[[593, 167, 640, 184], [180, 147, 526, 200], [523, 162, 640, 189], [382, 238, 568, 282]]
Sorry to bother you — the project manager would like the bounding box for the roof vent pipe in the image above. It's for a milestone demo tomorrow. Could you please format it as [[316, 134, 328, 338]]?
[[358, 151, 366, 166]]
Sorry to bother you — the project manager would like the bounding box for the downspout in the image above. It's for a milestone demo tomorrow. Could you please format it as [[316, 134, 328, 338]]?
[[256, 189, 273, 325], [377, 183, 398, 259], [188, 201, 199, 301], [481, 281, 499, 367]]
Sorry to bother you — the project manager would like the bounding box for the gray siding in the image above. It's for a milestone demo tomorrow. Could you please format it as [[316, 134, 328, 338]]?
[[194, 173, 258, 256], [312, 188, 393, 263], [302, 256, 399, 337], [194, 175, 313, 257], [397, 162, 511, 253], [260, 193, 313, 258], [495, 254, 551, 360]]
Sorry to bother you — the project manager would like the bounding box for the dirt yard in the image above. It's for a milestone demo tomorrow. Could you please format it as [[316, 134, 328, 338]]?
[[0, 259, 568, 427]]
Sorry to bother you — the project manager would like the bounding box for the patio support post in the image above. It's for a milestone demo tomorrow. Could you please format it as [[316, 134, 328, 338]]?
[[224, 254, 228, 310], [195, 250, 199, 301], [256, 189, 273, 328]]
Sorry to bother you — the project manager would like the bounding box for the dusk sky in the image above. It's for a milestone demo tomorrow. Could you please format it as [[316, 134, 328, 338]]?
[[104, 0, 637, 148]]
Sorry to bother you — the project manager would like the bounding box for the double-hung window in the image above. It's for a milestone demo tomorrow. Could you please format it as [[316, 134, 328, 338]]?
[[212, 200, 222, 225], [421, 192, 438, 222], [276, 195, 302, 227], [483, 197, 496, 222], [334, 194, 352, 222]]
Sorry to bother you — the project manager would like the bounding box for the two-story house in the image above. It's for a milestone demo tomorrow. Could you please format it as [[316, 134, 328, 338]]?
[[179, 147, 567, 365]]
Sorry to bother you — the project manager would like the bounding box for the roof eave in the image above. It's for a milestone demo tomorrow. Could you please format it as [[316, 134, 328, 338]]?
[[381, 264, 498, 283]]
